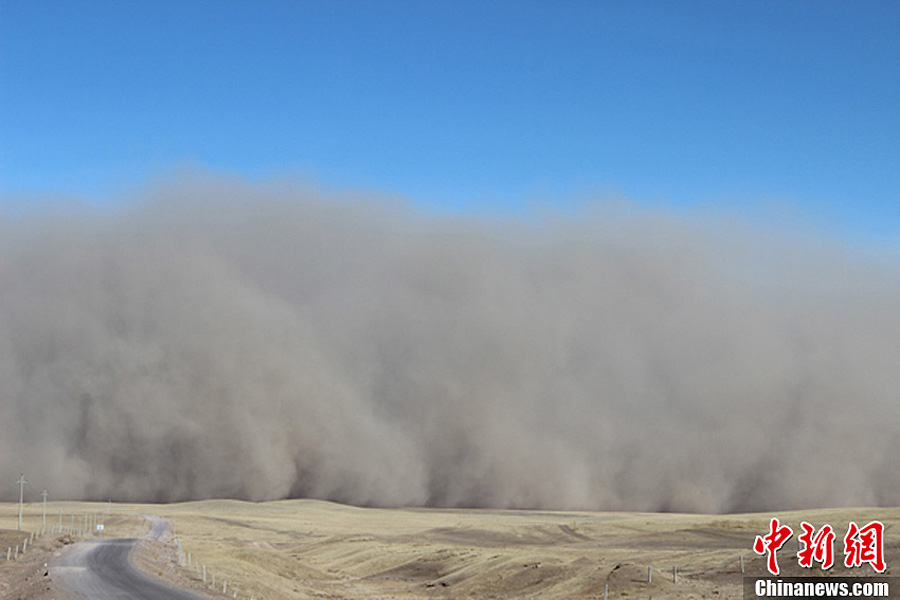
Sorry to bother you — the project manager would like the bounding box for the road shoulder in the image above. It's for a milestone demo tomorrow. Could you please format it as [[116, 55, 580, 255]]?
[[129, 529, 226, 599], [0, 530, 78, 600]]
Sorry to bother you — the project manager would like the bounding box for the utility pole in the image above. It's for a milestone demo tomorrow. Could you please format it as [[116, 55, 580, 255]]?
[[41, 489, 48, 533], [17, 474, 27, 531]]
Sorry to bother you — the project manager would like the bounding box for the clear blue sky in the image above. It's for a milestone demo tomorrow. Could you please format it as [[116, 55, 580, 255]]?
[[1, 1, 898, 238]]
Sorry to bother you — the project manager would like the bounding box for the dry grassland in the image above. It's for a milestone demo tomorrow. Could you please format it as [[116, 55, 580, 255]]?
[[2, 501, 898, 599]]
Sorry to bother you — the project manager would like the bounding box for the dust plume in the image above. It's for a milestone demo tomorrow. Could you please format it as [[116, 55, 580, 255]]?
[[2, 173, 899, 512]]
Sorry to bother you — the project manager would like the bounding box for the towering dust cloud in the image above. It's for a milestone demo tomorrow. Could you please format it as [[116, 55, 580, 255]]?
[[1, 175, 899, 512]]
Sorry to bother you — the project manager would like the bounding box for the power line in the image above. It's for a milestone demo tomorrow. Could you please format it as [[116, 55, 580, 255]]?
[[42, 489, 49, 533], [17, 474, 27, 531]]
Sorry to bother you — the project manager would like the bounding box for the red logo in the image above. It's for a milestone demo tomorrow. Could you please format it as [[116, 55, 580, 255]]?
[[797, 522, 835, 569], [754, 518, 794, 575], [844, 521, 886, 573], [754, 519, 886, 576]]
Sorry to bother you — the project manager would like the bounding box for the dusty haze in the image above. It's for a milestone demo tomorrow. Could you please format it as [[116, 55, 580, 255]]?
[[2, 173, 899, 512]]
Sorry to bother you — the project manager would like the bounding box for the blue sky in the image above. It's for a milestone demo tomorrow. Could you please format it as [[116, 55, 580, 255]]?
[[1, 1, 898, 239]]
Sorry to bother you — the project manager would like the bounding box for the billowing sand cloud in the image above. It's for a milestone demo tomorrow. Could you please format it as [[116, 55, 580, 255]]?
[[2, 173, 899, 512]]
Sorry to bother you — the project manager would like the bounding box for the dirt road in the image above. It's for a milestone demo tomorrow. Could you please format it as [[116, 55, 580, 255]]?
[[51, 517, 203, 600]]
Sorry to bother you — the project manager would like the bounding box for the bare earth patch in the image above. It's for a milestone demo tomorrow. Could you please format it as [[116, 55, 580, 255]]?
[[0, 529, 73, 600]]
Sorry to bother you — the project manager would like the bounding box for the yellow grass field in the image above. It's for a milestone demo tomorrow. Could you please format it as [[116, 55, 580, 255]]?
[[2, 500, 898, 599]]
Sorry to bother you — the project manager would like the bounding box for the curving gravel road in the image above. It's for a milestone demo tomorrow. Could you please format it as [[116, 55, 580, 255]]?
[[52, 516, 205, 600]]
